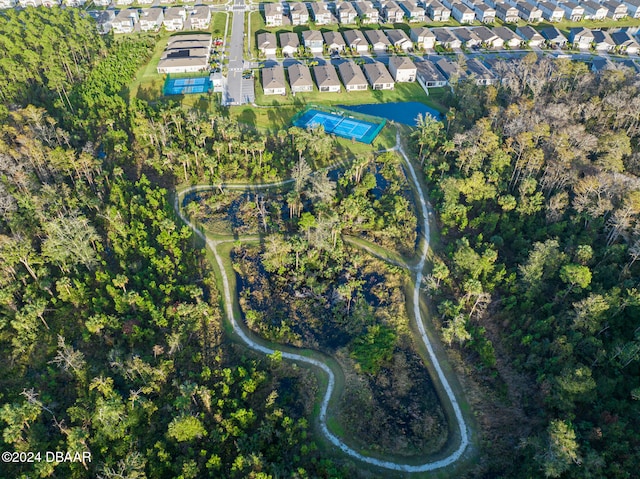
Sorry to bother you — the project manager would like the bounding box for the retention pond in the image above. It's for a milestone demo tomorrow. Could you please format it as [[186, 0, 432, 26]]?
[[339, 102, 443, 126]]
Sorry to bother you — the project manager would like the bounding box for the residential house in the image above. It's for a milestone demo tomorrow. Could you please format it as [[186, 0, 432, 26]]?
[[385, 29, 412, 50], [323, 31, 347, 52], [389, 55, 417, 82], [163, 7, 187, 31], [400, 0, 427, 21], [262, 65, 286, 95], [40, 0, 60, 6], [337, 2, 358, 23], [427, 0, 451, 20], [139, 8, 164, 32], [112, 9, 139, 34], [410, 27, 437, 49], [432, 27, 462, 49], [513, 0, 543, 21], [288, 64, 314, 93], [474, 3, 496, 22], [474, 25, 504, 48], [311, 2, 333, 24], [355, 1, 380, 23], [494, 26, 523, 48], [383, 1, 406, 22], [435, 57, 467, 82], [569, 27, 595, 49], [338, 60, 368, 91], [538, 1, 564, 21], [451, 2, 476, 22], [602, 0, 628, 19], [290, 3, 310, 25], [623, 0, 640, 18], [92, 10, 116, 34], [302, 30, 324, 53], [416, 60, 448, 91], [313, 64, 341, 92], [611, 30, 640, 54], [137, 0, 154, 5], [115, 0, 133, 6], [264, 3, 283, 27], [257, 32, 278, 56], [0, 0, 17, 7], [592, 29, 616, 51], [540, 26, 568, 47], [496, 3, 520, 22], [64, 0, 86, 6], [582, 0, 608, 19], [466, 58, 496, 85], [188, 8, 211, 30], [516, 25, 545, 46], [363, 62, 395, 89], [279, 32, 300, 56], [558, 1, 584, 22], [453, 27, 482, 48], [590, 56, 616, 72], [618, 59, 640, 72], [92, 0, 111, 6], [343, 29, 370, 52], [365, 29, 392, 50]]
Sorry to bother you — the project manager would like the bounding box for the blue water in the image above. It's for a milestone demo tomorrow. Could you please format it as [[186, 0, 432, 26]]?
[[338, 102, 443, 126]]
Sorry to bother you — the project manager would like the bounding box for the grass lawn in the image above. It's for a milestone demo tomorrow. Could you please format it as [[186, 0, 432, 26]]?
[[230, 82, 444, 127], [129, 30, 171, 101], [535, 17, 640, 34], [253, 78, 447, 111], [211, 11, 229, 40]]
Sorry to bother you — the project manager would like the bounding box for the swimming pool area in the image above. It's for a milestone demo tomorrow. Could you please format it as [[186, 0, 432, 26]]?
[[163, 76, 212, 95], [293, 109, 385, 144]]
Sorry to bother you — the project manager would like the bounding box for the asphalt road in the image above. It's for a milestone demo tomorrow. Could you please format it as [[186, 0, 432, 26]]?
[[224, 0, 246, 105]]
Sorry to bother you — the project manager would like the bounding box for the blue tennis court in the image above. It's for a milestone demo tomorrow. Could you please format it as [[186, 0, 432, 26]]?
[[164, 76, 212, 95], [293, 109, 385, 144]]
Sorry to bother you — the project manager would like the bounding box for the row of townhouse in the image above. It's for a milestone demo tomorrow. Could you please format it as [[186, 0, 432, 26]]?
[[262, 56, 418, 96], [257, 27, 419, 56], [107, 6, 211, 34], [568, 26, 640, 52], [0, 0, 85, 6], [258, 0, 637, 28], [258, 23, 640, 55], [264, 0, 453, 26], [416, 56, 496, 90]]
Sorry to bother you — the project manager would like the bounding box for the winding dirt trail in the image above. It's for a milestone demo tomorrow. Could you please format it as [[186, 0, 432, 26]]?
[[174, 133, 471, 472]]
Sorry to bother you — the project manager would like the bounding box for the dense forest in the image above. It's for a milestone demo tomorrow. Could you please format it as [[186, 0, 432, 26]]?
[[2, 7, 640, 479], [0, 10, 348, 479], [413, 54, 640, 477]]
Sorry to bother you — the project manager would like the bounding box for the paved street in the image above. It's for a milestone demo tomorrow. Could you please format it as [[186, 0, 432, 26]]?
[[224, 0, 248, 105]]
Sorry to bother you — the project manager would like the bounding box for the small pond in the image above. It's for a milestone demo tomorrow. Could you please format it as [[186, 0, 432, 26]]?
[[339, 102, 443, 126]]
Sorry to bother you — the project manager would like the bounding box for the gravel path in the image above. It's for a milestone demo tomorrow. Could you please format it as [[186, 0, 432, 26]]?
[[174, 134, 470, 471]]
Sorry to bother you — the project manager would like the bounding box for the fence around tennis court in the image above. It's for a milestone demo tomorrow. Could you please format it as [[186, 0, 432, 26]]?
[[291, 105, 386, 144], [163, 74, 213, 96]]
